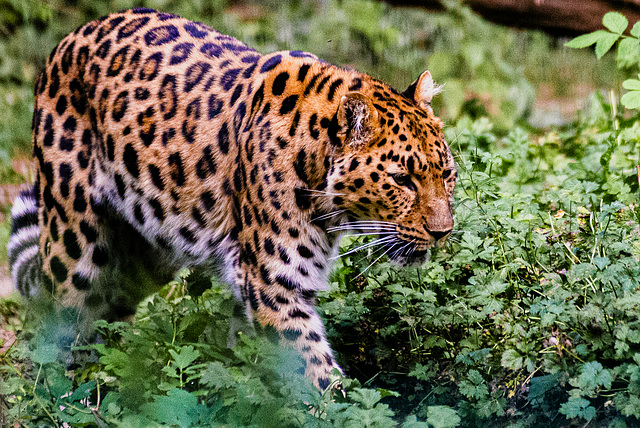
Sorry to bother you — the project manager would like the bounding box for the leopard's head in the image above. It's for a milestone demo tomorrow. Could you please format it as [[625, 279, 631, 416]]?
[[326, 70, 456, 265]]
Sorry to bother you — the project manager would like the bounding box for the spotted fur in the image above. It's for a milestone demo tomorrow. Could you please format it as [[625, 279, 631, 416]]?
[[9, 8, 457, 389]]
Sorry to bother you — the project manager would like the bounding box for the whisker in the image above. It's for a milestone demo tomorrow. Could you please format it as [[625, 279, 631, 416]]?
[[352, 244, 389, 268], [327, 225, 396, 233], [342, 220, 397, 226], [390, 245, 406, 260], [339, 235, 398, 257], [336, 224, 396, 230], [408, 240, 418, 257], [312, 210, 347, 222], [341, 231, 397, 238], [405, 238, 416, 253], [329, 223, 396, 228], [330, 235, 397, 260], [327, 220, 398, 234], [390, 241, 412, 259], [328, 221, 397, 228], [327, 226, 396, 232], [299, 188, 345, 196], [356, 243, 399, 278]]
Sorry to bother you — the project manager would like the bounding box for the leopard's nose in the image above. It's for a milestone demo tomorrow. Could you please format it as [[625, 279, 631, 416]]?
[[427, 229, 451, 241]]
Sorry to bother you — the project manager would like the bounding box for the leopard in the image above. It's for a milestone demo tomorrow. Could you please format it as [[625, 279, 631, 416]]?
[[7, 8, 457, 390]]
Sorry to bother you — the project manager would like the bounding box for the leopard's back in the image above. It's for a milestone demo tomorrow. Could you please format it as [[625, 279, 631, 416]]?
[[34, 10, 262, 272]]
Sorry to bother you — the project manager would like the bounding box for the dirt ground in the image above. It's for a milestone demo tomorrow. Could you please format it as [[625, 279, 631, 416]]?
[[0, 265, 12, 297]]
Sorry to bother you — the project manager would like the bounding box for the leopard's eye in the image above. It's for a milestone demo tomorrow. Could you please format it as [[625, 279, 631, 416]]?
[[392, 173, 416, 191]]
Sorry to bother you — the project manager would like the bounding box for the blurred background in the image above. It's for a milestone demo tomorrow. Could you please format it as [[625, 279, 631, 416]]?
[[0, 0, 622, 155]]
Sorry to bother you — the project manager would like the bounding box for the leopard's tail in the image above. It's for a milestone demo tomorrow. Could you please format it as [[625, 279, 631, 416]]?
[[7, 186, 43, 297]]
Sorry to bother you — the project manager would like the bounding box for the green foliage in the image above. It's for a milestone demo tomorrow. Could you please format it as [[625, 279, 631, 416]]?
[[567, 11, 640, 110], [2, 280, 427, 426], [316, 19, 640, 419]]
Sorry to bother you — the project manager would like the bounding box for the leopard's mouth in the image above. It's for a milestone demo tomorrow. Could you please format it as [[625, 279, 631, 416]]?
[[384, 225, 453, 266], [327, 221, 436, 266]]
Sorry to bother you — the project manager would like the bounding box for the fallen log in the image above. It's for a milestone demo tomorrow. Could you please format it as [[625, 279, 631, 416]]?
[[384, 0, 640, 36]]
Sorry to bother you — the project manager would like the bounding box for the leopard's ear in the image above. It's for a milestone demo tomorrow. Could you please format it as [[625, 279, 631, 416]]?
[[336, 92, 379, 149], [403, 70, 441, 110]]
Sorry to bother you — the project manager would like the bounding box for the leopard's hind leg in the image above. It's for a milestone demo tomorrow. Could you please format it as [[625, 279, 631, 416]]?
[[30, 50, 176, 341]]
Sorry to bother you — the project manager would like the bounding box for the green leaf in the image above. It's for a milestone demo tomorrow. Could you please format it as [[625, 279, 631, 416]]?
[[107, 401, 121, 416], [459, 370, 488, 400], [631, 21, 640, 38], [65, 380, 96, 403], [337, 403, 396, 427], [140, 389, 204, 426], [578, 361, 613, 391], [565, 30, 609, 48], [603, 12, 628, 34], [621, 90, 640, 109], [592, 256, 610, 270], [403, 415, 430, 428], [595, 32, 621, 58], [623, 78, 640, 90], [169, 345, 200, 371], [31, 342, 59, 365], [529, 373, 561, 401], [501, 349, 523, 370], [426, 406, 461, 428], [348, 388, 383, 409], [559, 397, 596, 421], [377, 388, 400, 399], [199, 361, 239, 390], [617, 37, 639, 68]]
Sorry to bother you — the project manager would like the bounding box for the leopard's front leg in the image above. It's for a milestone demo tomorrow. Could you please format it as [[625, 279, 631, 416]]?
[[258, 292, 341, 390], [232, 231, 342, 390]]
